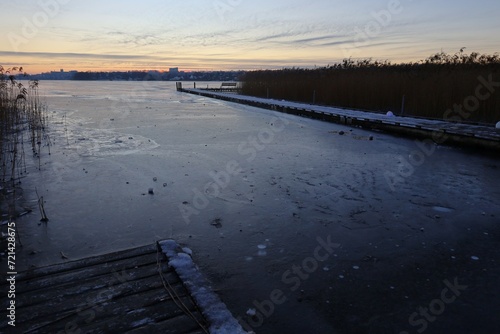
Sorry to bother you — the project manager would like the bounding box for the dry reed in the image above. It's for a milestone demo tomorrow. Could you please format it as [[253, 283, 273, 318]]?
[[241, 51, 500, 124]]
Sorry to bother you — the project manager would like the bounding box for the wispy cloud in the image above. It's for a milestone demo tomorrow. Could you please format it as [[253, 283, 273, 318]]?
[[0, 51, 147, 60]]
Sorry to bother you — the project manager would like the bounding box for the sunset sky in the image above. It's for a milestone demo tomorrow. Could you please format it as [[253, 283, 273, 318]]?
[[1, 0, 499, 74]]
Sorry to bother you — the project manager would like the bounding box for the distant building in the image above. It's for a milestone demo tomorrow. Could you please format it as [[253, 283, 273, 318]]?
[[169, 67, 179, 74]]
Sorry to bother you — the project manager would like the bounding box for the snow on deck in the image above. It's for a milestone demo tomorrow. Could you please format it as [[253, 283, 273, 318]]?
[[160, 240, 249, 334]]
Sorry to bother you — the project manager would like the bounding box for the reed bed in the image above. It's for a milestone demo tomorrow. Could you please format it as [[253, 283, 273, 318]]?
[[241, 51, 500, 124], [1, 66, 49, 218]]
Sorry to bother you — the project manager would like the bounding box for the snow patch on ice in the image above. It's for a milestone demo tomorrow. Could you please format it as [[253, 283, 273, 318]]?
[[246, 308, 257, 316], [257, 250, 267, 257], [159, 240, 248, 334], [433, 206, 454, 213], [257, 244, 268, 256]]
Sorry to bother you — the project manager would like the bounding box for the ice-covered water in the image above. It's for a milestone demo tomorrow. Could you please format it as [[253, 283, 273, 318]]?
[[9, 81, 500, 334]]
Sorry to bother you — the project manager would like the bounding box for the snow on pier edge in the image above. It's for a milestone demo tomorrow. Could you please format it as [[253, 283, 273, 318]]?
[[159, 240, 249, 334]]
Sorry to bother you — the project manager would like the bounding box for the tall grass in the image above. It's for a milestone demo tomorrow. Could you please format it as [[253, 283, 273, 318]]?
[[241, 51, 500, 124], [1, 66, 49, 218]]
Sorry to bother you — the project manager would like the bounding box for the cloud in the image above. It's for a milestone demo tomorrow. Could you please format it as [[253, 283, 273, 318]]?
[[0, 51, 146, 60]]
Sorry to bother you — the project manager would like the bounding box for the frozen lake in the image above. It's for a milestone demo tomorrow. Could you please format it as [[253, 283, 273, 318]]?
[[10, 81, 500, 333]]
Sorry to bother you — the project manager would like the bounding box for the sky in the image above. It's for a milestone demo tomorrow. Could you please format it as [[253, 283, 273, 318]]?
[[1, 0, 499, 74]]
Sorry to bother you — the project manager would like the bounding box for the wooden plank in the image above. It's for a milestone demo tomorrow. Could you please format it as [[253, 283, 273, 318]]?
[[14, 256, 174, 313], [16, 252, 160, 295], [24, 292, 203, 334], [12, 243, 158, 282], [17, 282, 192, 333], [62, 295, 205, 334], [14, 262, 177, 309], [15, 269, 175, 322], [124, 313, 208, 334]]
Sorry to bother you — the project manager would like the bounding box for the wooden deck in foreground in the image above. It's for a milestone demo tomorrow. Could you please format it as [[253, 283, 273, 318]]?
[[0, 243, 210, 333]]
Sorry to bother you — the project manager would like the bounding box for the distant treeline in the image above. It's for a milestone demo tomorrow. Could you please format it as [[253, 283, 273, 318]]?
[[28, 70, 245, 82], [241, 52, 500, 124], [72, 70, 244, 81]]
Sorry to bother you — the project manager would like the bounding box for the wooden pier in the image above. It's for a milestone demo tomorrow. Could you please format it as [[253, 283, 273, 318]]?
[[176, 83, 500, 153], [177, 82, 241, 93], [0, 242, 238, 333]]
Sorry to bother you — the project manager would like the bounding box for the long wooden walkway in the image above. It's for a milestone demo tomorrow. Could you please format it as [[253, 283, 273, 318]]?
[[177, 85, 500, 153], [0, 243, 210, 333]]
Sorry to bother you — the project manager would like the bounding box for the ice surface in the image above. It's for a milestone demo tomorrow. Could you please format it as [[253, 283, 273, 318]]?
[[13, 81, 500, 334], [159, 240, 248, 334], [50, 115, 159, 157]]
